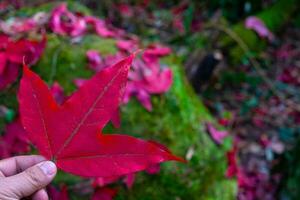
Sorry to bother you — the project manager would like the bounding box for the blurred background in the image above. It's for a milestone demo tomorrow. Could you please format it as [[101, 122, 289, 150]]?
[[0, 0, 300, 199]]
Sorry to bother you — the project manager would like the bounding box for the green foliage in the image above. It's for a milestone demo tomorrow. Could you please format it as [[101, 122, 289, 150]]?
[[220, 0, 298, 64], [207, 0, 263, 23], [277, 136, 300, 200]]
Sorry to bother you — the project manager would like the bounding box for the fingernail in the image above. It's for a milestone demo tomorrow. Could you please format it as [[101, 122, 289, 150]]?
[[38, 161, 56, 176]]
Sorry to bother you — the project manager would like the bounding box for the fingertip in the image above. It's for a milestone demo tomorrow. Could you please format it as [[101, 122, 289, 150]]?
[[32, 189, 49, 200], [38, 161, 57, 178]]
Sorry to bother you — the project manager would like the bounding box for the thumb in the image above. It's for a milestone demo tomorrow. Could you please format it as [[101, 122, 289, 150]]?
[[5, 161, 57, 199]]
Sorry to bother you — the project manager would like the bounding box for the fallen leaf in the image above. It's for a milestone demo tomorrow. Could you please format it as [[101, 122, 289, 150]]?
[[245, 16, 274, 41], [91, 187, 117, 200], [206, 123, 228, 145]]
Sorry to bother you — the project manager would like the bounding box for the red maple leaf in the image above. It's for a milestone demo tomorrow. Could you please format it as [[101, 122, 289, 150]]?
[[18, 54, 183, 177]]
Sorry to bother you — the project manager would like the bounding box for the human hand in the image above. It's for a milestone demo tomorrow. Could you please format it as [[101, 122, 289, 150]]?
[[0, 155, 57, 200]]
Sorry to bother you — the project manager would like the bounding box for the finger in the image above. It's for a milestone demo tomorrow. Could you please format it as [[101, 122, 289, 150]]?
[[32, 188, 49, 200], [0, 155, 45, 176], [0, 170, 5, 177], [4, 161, 56, 199]]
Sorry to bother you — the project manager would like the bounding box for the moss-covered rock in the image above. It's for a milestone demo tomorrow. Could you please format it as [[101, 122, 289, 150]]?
[[37, 34, 236, 200], [0, 3, 236, 199]]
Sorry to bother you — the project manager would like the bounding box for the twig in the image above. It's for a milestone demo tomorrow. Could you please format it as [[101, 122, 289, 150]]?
[[49, 45, 62, 84]]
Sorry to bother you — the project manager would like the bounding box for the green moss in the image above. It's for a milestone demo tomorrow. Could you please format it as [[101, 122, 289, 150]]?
[[33, 34, 116, 92], [10, 1, 92, 18]]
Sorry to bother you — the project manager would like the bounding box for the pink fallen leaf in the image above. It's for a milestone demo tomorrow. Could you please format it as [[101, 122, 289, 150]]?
[[123, 81, 152, 111], [49, 3, 86, 37], [50, 82, 66, 105], [206, 123, 228, 145], [142, 44, 172, 64], [85, 16, 115, 38], [86, 50, 106, 72], [73, 78, 87, 88], [116, 39, 139, 53], [245, 16, 274, 41], [139, 68, 173, 94]]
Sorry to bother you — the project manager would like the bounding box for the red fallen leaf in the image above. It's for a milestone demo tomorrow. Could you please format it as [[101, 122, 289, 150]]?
[[18, 54, 183, 177], [0, 34, 46, 90], [93, 176, 120, 188], [218, 118, 230, 127], [226, 146, 238, 178], [206, 123, 228, 145], [114, 3, 134, 17], [145, 163, 160, 174], [92, 173, 134, 188], [92, 187, 117, 200], [0, 62, 19, 90], [95, 173, 135, 189], [5, 35, 46, 65], [0, 119, 30, 159], [275, 44, 299, 59], [0, 52, 7, 75], [48, 185, 69, 200], [93, 164, 157, 189]]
